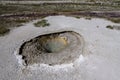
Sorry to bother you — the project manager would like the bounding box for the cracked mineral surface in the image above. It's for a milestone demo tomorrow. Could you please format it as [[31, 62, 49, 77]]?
[[19, 31, 84, 66], [0, 16, 120, 80]]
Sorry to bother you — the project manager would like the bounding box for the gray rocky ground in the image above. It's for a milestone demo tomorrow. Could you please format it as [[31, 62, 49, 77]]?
[[0, 16, 120, 80]]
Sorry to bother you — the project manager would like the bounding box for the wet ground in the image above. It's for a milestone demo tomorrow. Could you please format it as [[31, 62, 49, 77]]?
[[0, 16, 120, 80], [18, 31, 84, 66]]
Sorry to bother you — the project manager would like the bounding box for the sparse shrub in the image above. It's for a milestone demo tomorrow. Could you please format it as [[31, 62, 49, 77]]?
[[106, 25, 114, 29], [0, 26, 10, 36], [15, 19, 29, 23], [85, 17, 91, 20], [34, 19, 50, 27], [109, 18, 120, 23], [75, 16, 81, 19]]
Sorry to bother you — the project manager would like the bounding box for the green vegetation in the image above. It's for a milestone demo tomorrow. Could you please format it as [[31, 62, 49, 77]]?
[[0, 26, 10, 36], [0, 1, 119, 36], [0, 18, 29, 36], [75, 16, 81, 19], [34, 19, 50, 27], [0, 2, 120, 15], [15, 19, 29, 23], [108, 18, 120, 23], [85, 17, 92, 20], [106, 25, 113, 29]]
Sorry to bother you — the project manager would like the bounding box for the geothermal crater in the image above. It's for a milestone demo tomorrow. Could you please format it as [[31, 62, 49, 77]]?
[[19, 31, 84, 66]]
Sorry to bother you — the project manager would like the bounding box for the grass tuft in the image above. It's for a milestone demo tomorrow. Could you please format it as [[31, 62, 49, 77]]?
[[0, 26, 10, 36], [0, 18, 29, 36], [106, 25, 114, 29], [85, 17, 92, 20], [75, 16, 81, 19], [34, 19, 50, 27], [109, 18, 120, 23]]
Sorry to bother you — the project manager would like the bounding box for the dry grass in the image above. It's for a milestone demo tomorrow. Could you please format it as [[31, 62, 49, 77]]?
[[0, 18, 29, 36], [109, 18, 120, 23]]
